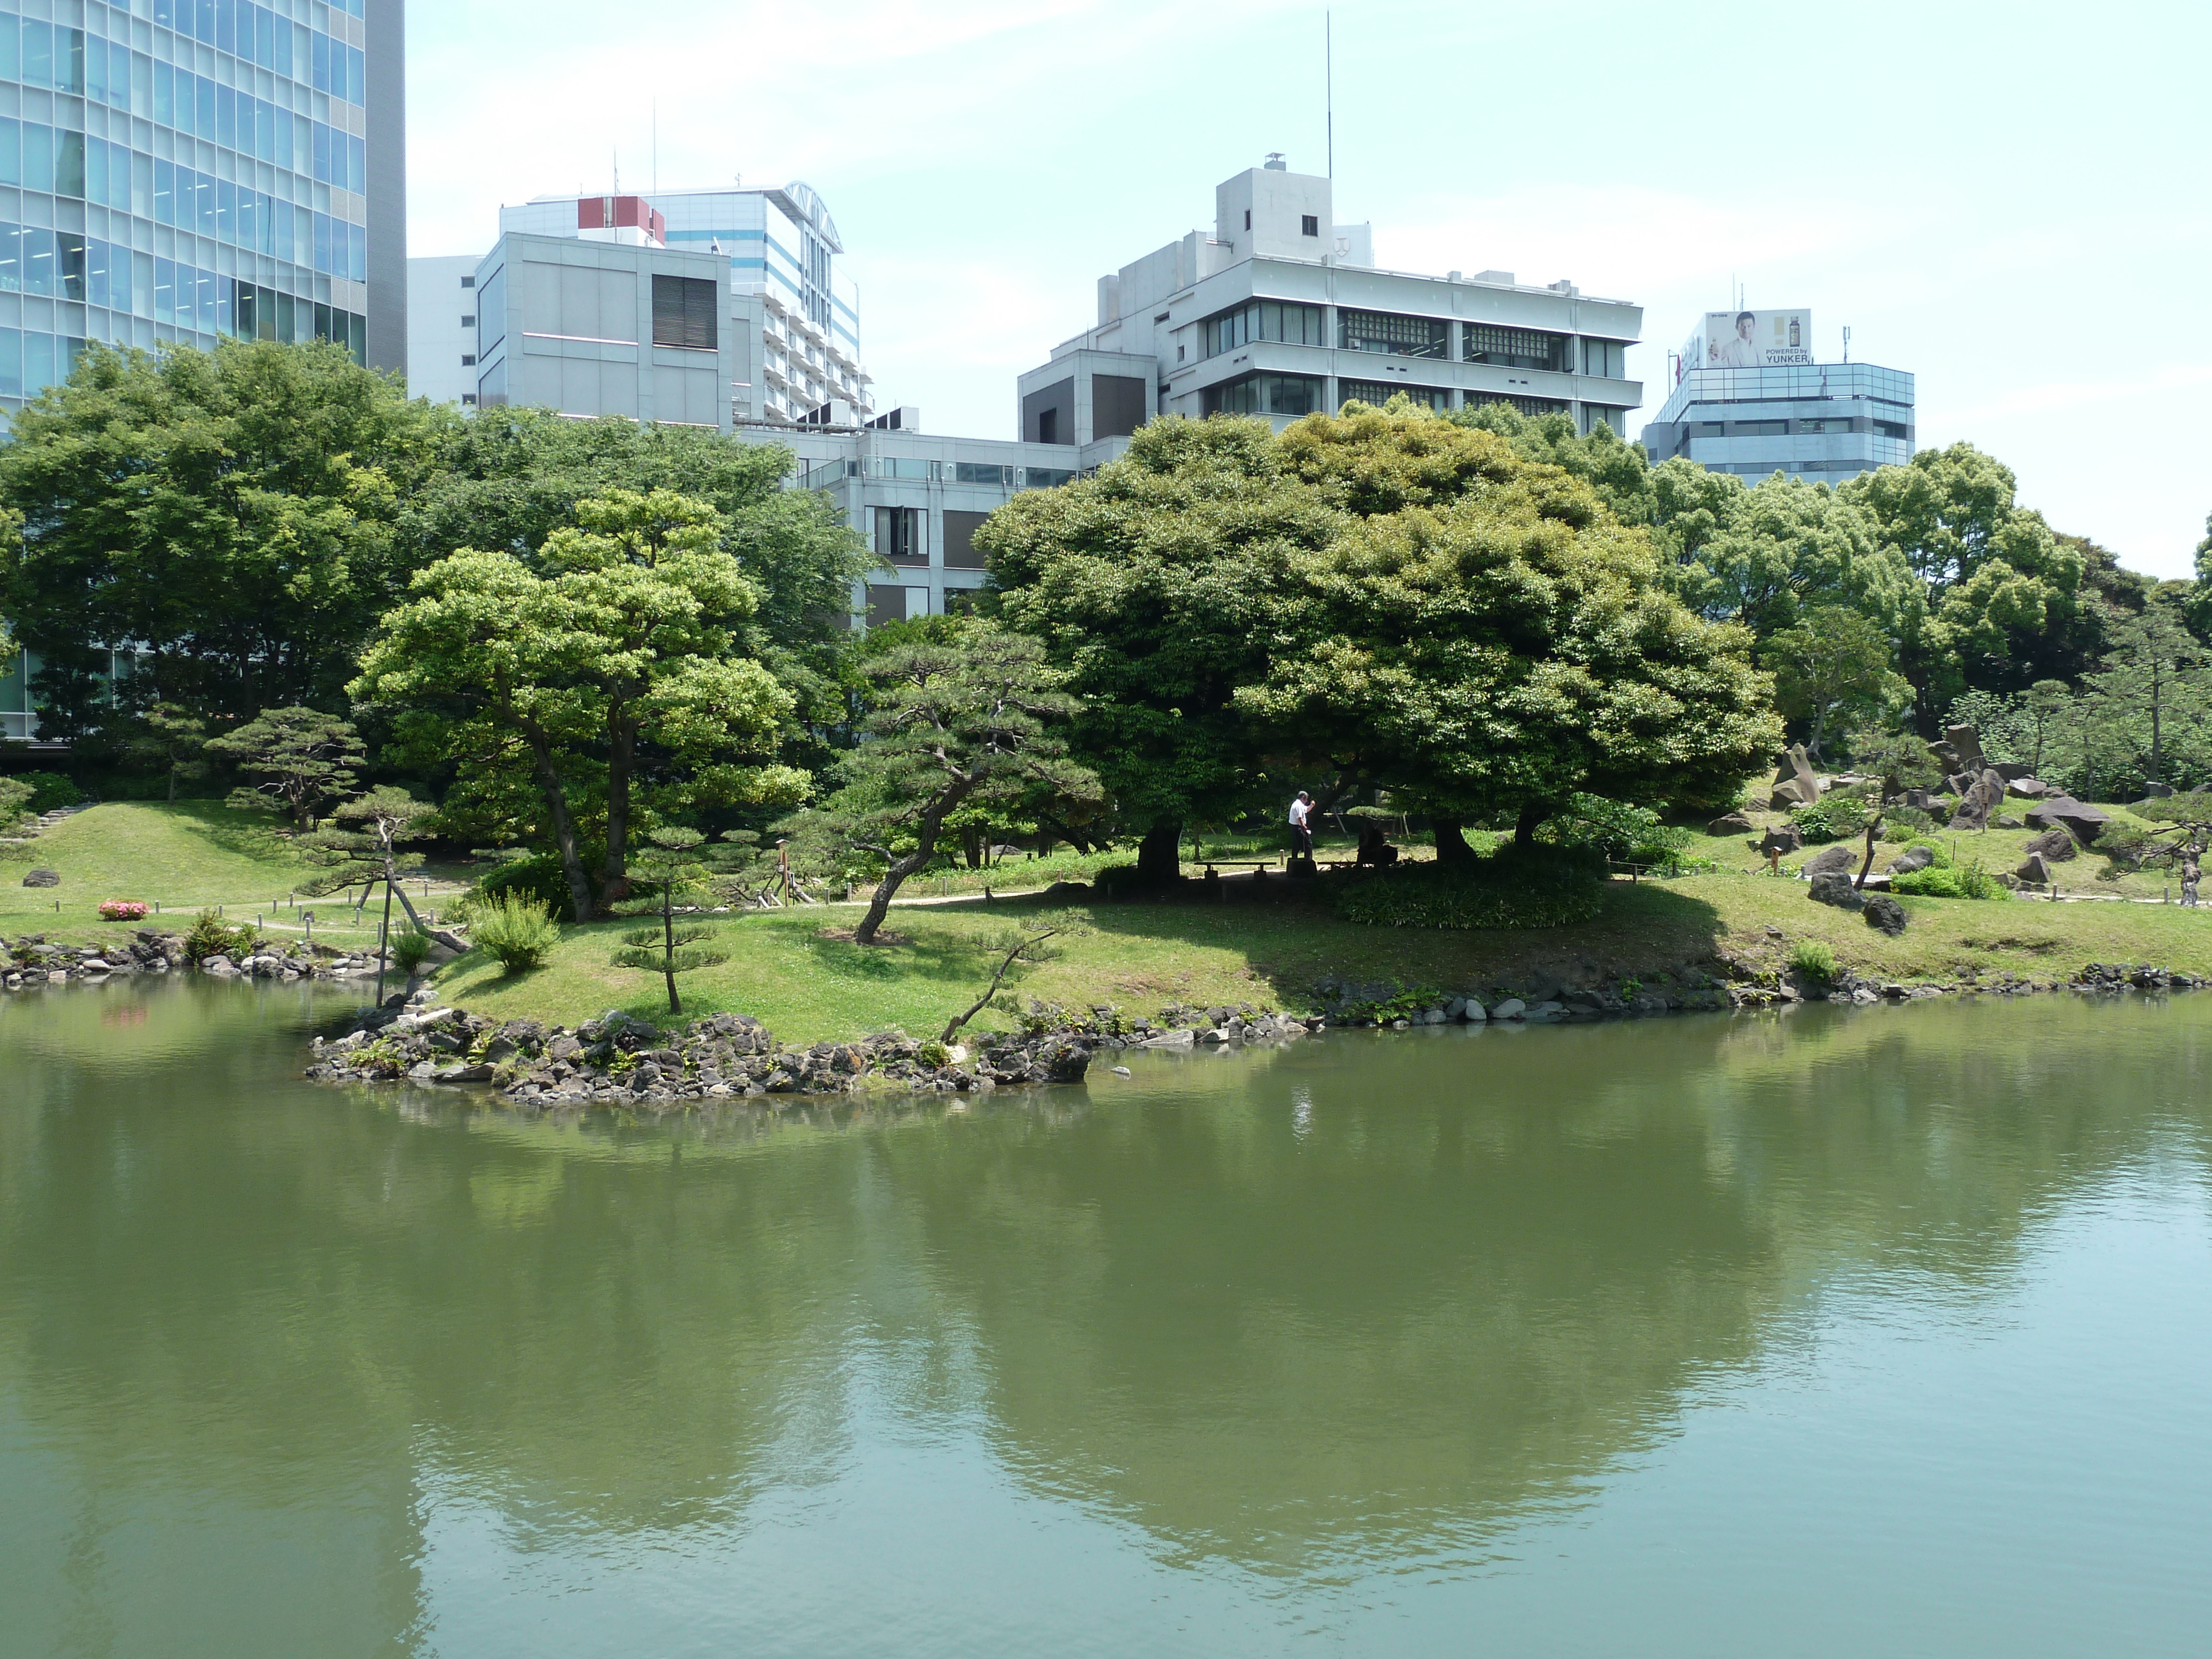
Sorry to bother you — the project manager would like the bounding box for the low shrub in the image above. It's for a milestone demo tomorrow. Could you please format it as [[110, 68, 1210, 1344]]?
[[1542, 793, 1691, 868], [469, 892, 560, 973], [1333, 848, 1606, 931], [97, 900, 150, 921], [0, 775, 29, 826], [13, 771, 85, 815], [1788, 940, 1838, 985], [1882, 806, 1938, 840], [182, 909, 258, 963], [472, 852, 594, 923], [1791, 795, 1872, 844], [1892, 859, 2002, 900], [1335, 984, 1444, 1021], [387, 928, 437, 976]]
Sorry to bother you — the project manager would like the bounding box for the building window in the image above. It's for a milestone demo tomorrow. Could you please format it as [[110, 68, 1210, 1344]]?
[[1875, 420, 1910, 440], [1339, 381, 1451, 412], [1735, 421, 1787, 437], [462, 394, 477, 407], [1177, 345, 1185, 362], [1201, 299, 1326, 359], [874, 506, 926, 567], [1464, 325, 1568, 372], [1580, 338, 1626, 379], [944, 510, 992, 570], [1466, 392, 1572, 420], [650, 274, 718, 351], [461, 354, 476, 367], [865, 584, 910, 628], [1339, 310, 1448, 360], [1023, 377, 1074, 445], [1244, 209, 1251, 231], [954, 462, 1015, 487], [1301, 215, 1318, 237], [1036, 408, 1058, 445], [461, 314, 475, 328], [461, 275, 474, 289], [1202, 373, 1324, 418]]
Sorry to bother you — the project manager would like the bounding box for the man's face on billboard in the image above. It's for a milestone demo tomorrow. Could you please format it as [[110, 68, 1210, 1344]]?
[[1737, 316, 1756, 341]]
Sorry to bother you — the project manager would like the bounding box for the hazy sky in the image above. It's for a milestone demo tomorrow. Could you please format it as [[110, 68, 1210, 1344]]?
[[409, 0, 2210, 578]]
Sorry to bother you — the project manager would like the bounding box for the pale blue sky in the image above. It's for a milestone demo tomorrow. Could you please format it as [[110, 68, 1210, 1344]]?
[[409, 0, 2210, 577]]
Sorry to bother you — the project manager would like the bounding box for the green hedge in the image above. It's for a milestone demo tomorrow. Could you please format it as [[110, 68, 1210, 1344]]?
[[1332, 851, 1606, 931]]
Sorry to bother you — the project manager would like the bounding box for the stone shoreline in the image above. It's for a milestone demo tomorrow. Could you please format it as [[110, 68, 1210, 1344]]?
[[3, 930, 386, 991]]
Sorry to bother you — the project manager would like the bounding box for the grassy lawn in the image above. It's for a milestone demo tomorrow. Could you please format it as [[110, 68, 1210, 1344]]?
[[15, 796, 2212, 1045], [0, 802, 473, 947]]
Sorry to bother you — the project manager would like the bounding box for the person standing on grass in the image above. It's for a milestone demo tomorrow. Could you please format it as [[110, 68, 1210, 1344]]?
[[1288, 791, 1315, 859]]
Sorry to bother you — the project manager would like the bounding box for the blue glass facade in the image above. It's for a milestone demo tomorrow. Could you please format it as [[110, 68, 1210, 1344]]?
[[0, 0, 380, 418], [1642, 363, 1915, 482]]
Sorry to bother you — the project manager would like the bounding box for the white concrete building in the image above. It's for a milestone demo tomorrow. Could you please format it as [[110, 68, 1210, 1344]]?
[[405, 253, 478, 406], [1017, 156, 1643, 471]]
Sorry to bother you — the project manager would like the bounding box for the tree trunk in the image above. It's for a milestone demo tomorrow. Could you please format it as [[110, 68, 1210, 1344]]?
[[520, 721, 595, 926], [166, 764, 177, 806], [661, 886, 680, 1015], [1432, 815, 1475, 866], [854, 774, 980, 945], [1136, 818, 1182, 885], [1514, 800, 1548, 849], [598, 712, 638, 914]]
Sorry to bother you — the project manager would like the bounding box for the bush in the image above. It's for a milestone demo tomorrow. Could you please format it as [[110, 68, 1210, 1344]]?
[[469, 892, 560, 973], [1333, 848, 1606, 931], [182, 909, 258, 963], [1788, 940, 1838, 985], [1882, 806, 1937, 840], [12, 771, 85, 815], [1791, 795, 1872, 844], [387, 928, 437, 975], [1892, 859, 2001, 900], [98, 900, 150, 921], [0, 775, 29, 826], [1538, 794, 1691, 868], [472, 852, 592, 922]]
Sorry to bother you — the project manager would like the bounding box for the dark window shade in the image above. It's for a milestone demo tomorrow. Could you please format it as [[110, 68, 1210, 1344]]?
[[945, 510, 992, 570], [651, 274, 718, 351], [865, 585, 909, 628], [1091, 374, 1147, 440], [875, 506, 925, 566]]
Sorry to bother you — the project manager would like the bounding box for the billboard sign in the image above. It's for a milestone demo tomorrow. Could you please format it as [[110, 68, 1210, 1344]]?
[[1684, 309, 1813, 372]]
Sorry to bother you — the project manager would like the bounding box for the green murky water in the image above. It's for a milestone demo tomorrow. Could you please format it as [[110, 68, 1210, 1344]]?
[[2, 979, 2209, 1656]]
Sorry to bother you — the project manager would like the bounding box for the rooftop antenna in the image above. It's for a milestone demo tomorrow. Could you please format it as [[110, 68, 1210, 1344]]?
[[612, 146, 619, 195], [1326, 11, 1334, 179], [1842, 325, 1852, 363], [652, 101, 658, 196]]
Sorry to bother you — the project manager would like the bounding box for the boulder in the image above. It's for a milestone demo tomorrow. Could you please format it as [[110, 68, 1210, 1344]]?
[[1901, 788, 1941, 811], [1491, 998, 1527, 1020], [21, 869, 59, 888], [1769, 744, 1822, 810], [2142, 782, 2176, 799], [1861, 895, 1909, 936], [1801, 844, 1858, 876], [2025, 796, 2110, 843], [2016, 852, 2056, 885], [1945, 723, 1987, 772], [1807, 872, 1866, 911], [1885, 844, 1936, 875], [2022, 827, 2077, 863], [1707, 810, 1756, 837], [1994, 762, 2034, 782], [1755, 825, 1804, 860], [1948, 769, 2007, 831], [1995, 816, 2026, 830], [2006, 776, 2050, 800]]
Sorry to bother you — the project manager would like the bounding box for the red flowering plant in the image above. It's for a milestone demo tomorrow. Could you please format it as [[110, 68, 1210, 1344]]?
[[97, 900, 150, 922]]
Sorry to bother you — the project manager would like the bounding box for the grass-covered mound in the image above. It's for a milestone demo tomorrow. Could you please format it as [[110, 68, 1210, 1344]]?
[[1332, 849, 1608, 931]]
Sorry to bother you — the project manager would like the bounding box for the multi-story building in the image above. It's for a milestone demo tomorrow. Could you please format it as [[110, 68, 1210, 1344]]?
[[2, 0, 406, 742], [1014, 157, 1643, 471], [478, 182, 872, 424], [1637, 308, 1914, 481], [404, 250, 476, 405]]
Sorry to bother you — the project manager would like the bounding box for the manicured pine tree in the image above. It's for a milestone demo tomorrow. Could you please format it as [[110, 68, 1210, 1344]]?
[[609, 828, 729, 1016]]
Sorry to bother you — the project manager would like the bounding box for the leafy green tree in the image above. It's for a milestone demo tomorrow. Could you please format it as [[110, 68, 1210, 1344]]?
[[982, 417, 1330, 879], [206, 706, 364, 829], [0, 340, 440, 731], [1443, 400, 1660, 529], [785, 622, 1098, 945], [1676, 475, 1913, 640], [1843, 728, 1943, 797], [397, 409, 869, 741], [1760, 605, 1901, 762], [129, 702, 211, 804], [353, 489, 804, 924], [608, 828, 729, 1016], [1234, 404, 1780, 851], [1841, 444, 2084, 723], [2083, 603, 2206, 786]]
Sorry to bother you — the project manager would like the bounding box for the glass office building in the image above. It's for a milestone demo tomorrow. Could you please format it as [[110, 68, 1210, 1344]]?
[[1640, 362, 1914, 482], [0, 0, 406, 419]]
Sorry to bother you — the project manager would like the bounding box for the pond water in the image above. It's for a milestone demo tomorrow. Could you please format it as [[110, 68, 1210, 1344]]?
[[2, 980, 2209, 1657]]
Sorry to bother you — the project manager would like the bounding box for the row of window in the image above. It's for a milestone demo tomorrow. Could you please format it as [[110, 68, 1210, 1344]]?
[[0, 220, 357, 346], [1, 124, 365, 268], [1202, 371, 1586, 424], [801, 456, 1075, 492], [1685, 416, 1912, 440], [1197, 302, 1627, 378], [2, 4, 365, 108], [872, 507, 994, 570]]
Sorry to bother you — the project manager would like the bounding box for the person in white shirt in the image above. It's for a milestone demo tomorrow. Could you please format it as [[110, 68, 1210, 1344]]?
[[1714, 311, 1762, 368], [1288, 791, 1315, 858]]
